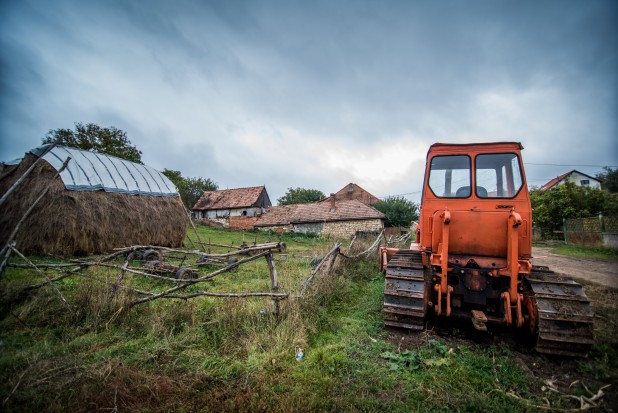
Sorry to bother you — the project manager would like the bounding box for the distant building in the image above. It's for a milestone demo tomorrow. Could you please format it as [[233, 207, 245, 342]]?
[[321, 183, 381, 206], [192, 186, 271, 229], [255, 197, 385, 238], [540, 170, 602, 191]]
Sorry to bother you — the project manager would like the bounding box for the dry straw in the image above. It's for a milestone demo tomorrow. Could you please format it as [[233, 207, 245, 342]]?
[[0, 153, 188, 256]]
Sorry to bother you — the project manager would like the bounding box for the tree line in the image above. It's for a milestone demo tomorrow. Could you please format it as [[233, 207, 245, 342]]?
[[43, 123, 218, 210], [44, 122, 618, 235], [41, 123, 420, 228]]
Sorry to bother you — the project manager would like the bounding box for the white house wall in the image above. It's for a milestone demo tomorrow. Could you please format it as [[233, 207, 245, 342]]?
[[559, 172, 601, 189], [196, 207, 264, 220]]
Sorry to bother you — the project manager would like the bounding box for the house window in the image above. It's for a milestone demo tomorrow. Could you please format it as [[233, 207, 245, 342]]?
[[580, 179, 590, 186]]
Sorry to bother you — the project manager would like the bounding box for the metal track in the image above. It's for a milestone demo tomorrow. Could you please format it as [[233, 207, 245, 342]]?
[[528, 267, 594, 357], [383, 250, 427, 331]]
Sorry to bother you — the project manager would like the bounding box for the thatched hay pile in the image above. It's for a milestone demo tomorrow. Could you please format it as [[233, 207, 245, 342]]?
[[0, 154, 188, 256]]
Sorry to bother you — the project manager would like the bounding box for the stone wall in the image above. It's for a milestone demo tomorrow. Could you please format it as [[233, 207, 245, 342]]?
[[292, 222, 323, 234], [257, 219, 383, 238], [322, 219, 383, 239]]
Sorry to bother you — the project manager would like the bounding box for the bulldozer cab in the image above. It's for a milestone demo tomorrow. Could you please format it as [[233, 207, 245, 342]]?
[[381, 142, 594, 356], [427, 152, 523, 199], [418, 142, 532, 261]]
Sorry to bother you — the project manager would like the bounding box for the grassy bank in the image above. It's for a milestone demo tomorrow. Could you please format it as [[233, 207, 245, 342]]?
[[534, 242, 618, 261], [1, 225, 616, 411]]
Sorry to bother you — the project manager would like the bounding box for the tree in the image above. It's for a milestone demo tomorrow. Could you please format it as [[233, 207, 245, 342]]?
[[162, 169, 218, 209], [43, 122, 142, 163], [373, 196, 419, 228], [277, 187, 325, 205], [530, 182, 618, 237], [596, 167, 618, 193]]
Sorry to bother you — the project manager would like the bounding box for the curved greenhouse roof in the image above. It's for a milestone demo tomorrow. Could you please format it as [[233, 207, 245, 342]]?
[[30, 144, 178, 197]]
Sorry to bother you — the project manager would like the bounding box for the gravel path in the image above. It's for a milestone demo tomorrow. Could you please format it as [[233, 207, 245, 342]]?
[[532, 247, 618, 289]]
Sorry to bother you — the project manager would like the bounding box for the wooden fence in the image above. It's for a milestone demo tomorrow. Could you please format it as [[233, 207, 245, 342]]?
[[564, 214, 618, 247], [0, 231, 387, 321]]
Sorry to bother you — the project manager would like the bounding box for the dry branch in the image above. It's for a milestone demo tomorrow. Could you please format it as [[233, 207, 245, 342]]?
[[8, 245, 69, 308], [8, 262, 82, 269], [298, 242, 341, 298], [0, 241, 14, 275], [0, 271, 76, 298], [109, 252, 132, 299], [0, 142, 57, 207], [183, 203, 206, 252], [111, 242, 285, 259], [346, 230, 384, 258], [165, 291, 289, 299]]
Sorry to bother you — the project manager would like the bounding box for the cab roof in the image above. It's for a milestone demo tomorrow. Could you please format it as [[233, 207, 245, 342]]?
[[428, 142, 523, 156]]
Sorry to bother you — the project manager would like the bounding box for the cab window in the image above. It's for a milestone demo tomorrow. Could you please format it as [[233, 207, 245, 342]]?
[[475, 153, 523, 198], [428, 155, 471, 198]]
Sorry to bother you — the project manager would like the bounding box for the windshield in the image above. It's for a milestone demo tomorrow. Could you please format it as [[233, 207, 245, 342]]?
[[475, 153, 523, 198], [427, 153, 523, 199], [428, 155, 471, 198]]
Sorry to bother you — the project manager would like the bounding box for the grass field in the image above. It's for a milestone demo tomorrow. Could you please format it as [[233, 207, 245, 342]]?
[[538, 243, 618, 261], [1, 225, 616, 412]]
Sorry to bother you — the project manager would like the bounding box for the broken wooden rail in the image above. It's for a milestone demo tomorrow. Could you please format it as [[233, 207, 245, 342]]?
[[298, 242, 342, 298], [1, 231, 385, 320]]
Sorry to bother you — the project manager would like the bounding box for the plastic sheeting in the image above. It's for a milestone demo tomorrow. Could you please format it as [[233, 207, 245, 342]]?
[[30, 144, 179, 197]]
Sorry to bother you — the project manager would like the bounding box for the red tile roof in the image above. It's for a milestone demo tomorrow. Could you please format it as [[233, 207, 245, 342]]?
[[319, 183, 381, 205], [193, 186, 268, 210], [540, 170, 573, 191], [255, 199, 385, 227]]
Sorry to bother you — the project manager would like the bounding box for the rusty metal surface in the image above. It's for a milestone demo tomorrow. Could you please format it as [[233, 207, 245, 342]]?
[[143, 260, 197, 280], [383, 250, 427, 331]]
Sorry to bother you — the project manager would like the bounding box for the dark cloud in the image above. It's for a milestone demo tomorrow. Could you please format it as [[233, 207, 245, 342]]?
[[1, 0, 616, 202]]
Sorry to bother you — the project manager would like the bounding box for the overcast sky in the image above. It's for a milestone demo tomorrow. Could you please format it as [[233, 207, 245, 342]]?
[[1, 0, 616, 204]]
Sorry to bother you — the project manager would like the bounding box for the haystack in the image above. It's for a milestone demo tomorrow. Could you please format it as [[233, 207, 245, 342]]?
[[0, 145, 188, 256]]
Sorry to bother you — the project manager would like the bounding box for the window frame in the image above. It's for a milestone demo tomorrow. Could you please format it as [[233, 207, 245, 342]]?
[[474, 152, 524, 199], [427, 154, 472, 199]]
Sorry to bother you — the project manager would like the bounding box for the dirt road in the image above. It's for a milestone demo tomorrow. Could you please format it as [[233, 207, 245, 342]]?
[[532, 247, 618, 289]]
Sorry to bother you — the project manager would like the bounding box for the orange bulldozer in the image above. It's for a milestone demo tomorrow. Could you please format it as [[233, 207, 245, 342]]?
[[380, 142, 593, 356]]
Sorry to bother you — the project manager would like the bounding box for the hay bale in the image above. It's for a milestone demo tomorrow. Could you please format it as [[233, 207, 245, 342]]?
[[0, 153, 188, 256]]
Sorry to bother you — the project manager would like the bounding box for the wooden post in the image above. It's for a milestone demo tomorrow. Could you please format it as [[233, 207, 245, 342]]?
[[266, 253, 280, 319], [0, 241, 14, 276], [183, 203, 206, 252]]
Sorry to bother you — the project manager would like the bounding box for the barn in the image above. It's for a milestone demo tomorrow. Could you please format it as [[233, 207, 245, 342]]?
[[255, 198, 385, 238], [192, 186, 272, 229], [0, 144, 188, 256]]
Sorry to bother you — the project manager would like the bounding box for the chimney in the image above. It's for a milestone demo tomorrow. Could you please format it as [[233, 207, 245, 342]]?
[[329, 193, 336, 211]]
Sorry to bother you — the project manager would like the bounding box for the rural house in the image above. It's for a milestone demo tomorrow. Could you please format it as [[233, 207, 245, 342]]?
[[321, 183, 380, 206], [254, 198, 385, 238], [0, 144, 188, 256], [192, 186, 271, 229], [540, 170, 602, 191]]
